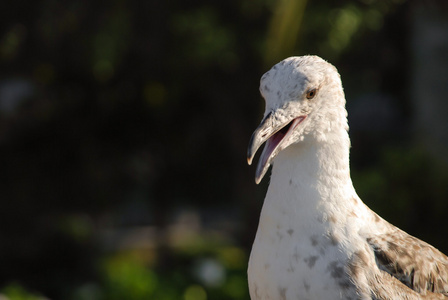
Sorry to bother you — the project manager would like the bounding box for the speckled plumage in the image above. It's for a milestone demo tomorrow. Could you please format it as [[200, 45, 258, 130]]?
[[246, 56, 448, 299]]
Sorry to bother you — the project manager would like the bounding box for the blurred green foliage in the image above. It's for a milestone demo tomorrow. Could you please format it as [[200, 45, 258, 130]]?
[[1, 283, 47, 300], [1, 243, 250, 300], [100, 254, 160, 300], [75, 241, 249, 300]]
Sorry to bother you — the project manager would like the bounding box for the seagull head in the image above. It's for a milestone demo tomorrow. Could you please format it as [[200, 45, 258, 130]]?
[[247, 55, 346, 184]]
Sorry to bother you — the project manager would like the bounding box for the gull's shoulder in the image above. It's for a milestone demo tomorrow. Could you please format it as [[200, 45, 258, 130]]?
[[353, 210, 448, 298]]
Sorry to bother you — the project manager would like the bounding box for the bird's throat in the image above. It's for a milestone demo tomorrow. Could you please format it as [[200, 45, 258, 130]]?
[[267, 134, 354, 214]]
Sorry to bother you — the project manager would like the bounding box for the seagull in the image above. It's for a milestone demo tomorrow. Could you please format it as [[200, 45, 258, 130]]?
[[246, 55, 448, 299]]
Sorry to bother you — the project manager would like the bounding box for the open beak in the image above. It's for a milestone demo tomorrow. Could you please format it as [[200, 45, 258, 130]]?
[[247, 112, 306, 184]]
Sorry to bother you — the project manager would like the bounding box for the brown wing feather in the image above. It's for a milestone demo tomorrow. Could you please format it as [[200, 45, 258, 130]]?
[[367, 225, 448, 296]]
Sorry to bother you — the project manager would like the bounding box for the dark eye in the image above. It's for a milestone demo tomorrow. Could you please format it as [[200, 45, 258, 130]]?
[[306, 88, 317, 100]]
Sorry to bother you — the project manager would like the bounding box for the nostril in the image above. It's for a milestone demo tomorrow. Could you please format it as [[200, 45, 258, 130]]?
[[261, 128, 270, 138]]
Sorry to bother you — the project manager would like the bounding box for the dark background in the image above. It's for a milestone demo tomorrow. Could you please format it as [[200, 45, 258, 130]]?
[[0, 0, 448, 299]]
